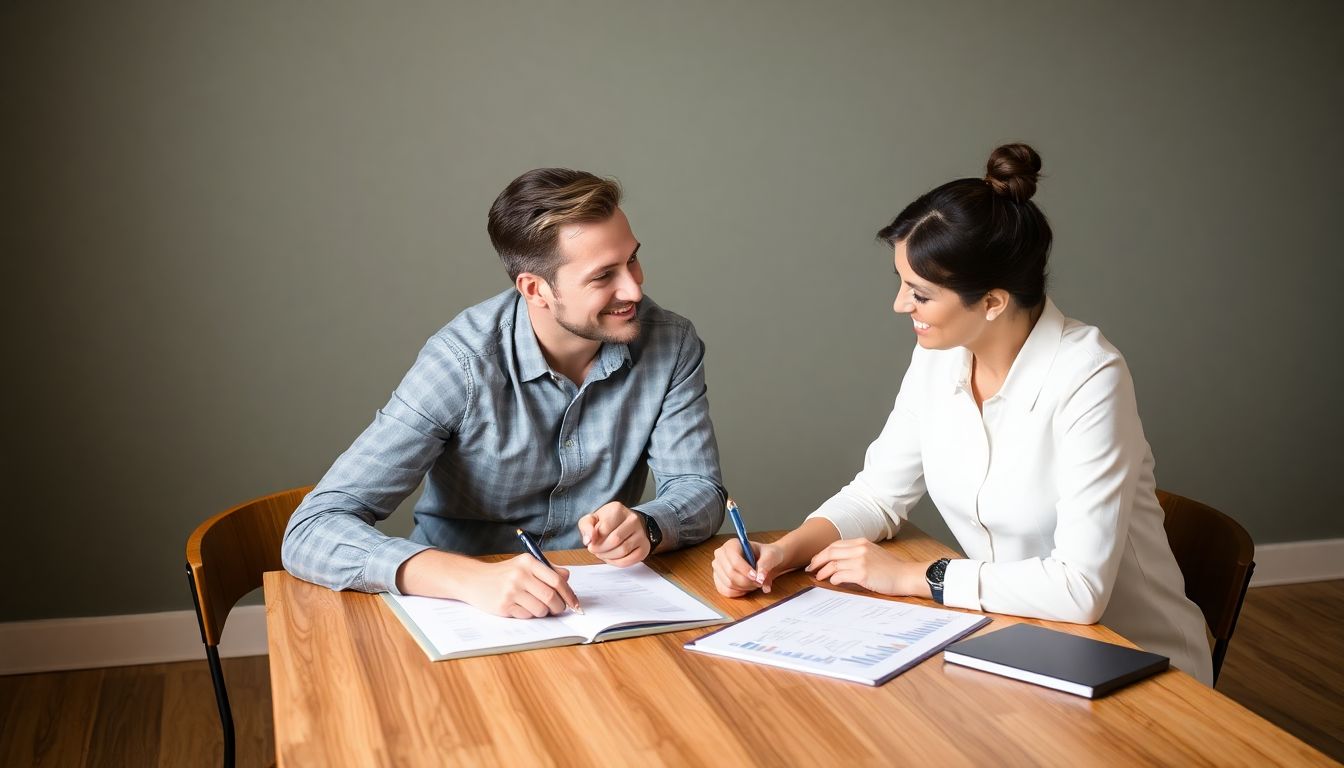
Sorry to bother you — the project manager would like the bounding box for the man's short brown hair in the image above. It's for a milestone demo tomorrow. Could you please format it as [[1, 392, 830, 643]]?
[[487, 168, 623, 283]]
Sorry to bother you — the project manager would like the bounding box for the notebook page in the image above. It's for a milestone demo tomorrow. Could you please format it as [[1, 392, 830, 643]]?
[[560, 562, 722, 639], [387, 592, 583, 658], [385, 562, 720, 657]]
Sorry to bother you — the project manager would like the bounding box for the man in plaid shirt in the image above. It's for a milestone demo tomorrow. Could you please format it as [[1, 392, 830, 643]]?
[[283, 168, 726, 619]]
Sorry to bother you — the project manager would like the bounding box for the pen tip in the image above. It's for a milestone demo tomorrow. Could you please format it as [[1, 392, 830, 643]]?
[[515, 528, 523, 535]]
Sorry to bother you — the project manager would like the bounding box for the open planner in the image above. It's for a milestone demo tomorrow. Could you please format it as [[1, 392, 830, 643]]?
[[685, 586, 990, 685], [383, 562, 728, 661]]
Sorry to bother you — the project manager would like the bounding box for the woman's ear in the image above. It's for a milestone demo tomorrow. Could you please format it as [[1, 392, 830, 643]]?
[[984, 289, 1011, 322]]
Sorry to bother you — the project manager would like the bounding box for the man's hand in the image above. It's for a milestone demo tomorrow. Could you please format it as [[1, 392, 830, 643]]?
[[578, 501, 651, 567], [460, 556, 583, 617], [396, 549, 580, 618]]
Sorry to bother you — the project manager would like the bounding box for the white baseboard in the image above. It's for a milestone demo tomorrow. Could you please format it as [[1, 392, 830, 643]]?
[[2, 538, 1341, 676], [0, 605, 268, 676], [1249, 538, 1344, 587]]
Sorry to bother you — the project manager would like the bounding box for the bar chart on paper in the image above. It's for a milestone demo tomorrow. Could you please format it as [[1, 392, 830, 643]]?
[[731, 611, 955, 666], [686, 587, 991, 685]]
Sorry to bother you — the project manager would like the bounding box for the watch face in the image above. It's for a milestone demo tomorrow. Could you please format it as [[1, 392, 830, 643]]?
[[927, 558, 948, 584], [641, 512, 662, 548]]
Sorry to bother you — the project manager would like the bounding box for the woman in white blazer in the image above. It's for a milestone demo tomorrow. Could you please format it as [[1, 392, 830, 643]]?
[[714, 144, 1214, 685]]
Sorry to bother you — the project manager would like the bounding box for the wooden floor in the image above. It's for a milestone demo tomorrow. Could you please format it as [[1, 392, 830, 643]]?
[[0, 654, 274, 767], [2, 581, 1341, 767], [1218, 580, 1344, 761]]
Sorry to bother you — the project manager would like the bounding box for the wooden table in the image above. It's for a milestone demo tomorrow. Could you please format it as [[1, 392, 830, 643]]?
[[264, 527, 1332, 766]]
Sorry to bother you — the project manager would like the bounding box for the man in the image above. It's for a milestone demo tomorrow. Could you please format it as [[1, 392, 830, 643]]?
[[282, 168, 726, 619]]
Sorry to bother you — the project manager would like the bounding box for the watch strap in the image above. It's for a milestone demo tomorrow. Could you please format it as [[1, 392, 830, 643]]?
[[636, 511, 663, 552], [926, 557, 951, 604]]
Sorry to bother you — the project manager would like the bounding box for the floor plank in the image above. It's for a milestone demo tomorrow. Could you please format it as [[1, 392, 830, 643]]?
[[151, 656, 274, 768], [1218, 580, 1344, 762], [85, 665, 165, 768], [226, 654, 276, 767], [158, 658, 224, 767], [0, 667, 103, 767]]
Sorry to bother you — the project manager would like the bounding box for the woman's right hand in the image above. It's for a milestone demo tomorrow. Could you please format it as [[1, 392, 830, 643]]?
[[712, 539, 786, 597]]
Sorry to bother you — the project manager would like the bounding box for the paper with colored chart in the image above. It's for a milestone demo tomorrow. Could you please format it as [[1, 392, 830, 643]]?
[[685, 586, 990, 685]]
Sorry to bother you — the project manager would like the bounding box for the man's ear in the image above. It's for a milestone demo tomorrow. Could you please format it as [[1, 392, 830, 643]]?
[[984, 288, 1011, 322], [516, 272, 554, 309]]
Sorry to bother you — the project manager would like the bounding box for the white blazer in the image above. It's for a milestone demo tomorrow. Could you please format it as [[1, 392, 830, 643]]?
[[809, 299, 1214, 685]]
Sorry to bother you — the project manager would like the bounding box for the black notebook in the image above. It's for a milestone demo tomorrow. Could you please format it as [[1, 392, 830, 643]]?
[[942, 623, 1169, 698]]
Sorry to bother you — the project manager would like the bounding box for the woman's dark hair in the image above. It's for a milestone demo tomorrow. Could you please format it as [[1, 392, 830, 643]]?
[[877, 143, 1052, 309]]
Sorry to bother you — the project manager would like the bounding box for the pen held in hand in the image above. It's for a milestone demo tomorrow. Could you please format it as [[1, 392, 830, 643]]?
[[726, 498, 758, 571], [515, 528, 584, 614]]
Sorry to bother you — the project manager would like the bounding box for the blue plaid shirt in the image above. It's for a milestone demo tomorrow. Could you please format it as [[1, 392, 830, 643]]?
[[282, 289, 726, 594]]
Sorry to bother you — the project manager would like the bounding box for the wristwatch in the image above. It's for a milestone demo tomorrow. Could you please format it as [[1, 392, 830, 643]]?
[[926, 558, 951, 604], [636, 511, 663, 553]]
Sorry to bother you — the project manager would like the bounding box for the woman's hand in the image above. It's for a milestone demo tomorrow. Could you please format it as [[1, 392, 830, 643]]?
[[806, 539, 930, 598], [712, 539, 787, 597]]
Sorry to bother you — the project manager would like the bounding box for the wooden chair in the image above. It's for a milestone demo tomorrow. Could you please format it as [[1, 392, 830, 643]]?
[[1157, 489, 1255, 685], [186, 486, 313, 768]]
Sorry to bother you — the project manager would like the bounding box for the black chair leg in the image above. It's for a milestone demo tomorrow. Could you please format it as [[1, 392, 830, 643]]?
[[206, 644, 236, 768], [188, 564, 235, 768], [1211, 640, 1227, 687]]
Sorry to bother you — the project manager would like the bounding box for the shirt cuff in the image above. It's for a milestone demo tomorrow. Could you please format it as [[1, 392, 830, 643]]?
[[632, 500, 681, 551], [805, 508, 872, 541], [361, 537, 433, 595], [942, 558, 983, 611]]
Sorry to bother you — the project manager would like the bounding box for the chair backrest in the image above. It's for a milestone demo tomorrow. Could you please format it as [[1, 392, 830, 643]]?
[[1157, 489, 1255, 680], [186, 486, 314, 646]]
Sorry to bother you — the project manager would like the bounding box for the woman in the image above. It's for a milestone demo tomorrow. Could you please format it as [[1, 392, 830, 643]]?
[[714, 144, 1214, 685]]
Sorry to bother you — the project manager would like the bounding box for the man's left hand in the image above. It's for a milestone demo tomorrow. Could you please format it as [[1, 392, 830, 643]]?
[[579, 502, 651, 567]]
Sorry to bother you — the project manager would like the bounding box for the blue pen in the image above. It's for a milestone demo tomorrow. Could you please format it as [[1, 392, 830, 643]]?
[[515, 528, 583, 614], [726, 498, 757, 570]]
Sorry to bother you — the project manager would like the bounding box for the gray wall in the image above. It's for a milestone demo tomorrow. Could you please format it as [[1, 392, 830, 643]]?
[[4, 1, 1341, 622]]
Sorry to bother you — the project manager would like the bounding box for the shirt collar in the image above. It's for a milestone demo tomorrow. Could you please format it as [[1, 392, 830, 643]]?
[[513, 296, 552, 382], [952, 298, 1065, 411], [596, 337, 634, 378], [998, 298, 1065, 410], [953, 349, 974, 395], [512, 295, 634, 383]]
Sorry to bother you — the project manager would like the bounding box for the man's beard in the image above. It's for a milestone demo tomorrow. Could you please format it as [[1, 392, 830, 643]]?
[[554, 302, 641, 345]]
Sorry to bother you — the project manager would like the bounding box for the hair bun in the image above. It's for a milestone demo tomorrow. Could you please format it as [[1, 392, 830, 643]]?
[[985, 143, 1042, 203]]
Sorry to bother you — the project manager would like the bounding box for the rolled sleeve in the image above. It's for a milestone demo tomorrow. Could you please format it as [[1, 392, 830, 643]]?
[[281, 337, 468, 592], [363, 537, 434, 595], [806, 493, 891, 541]]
